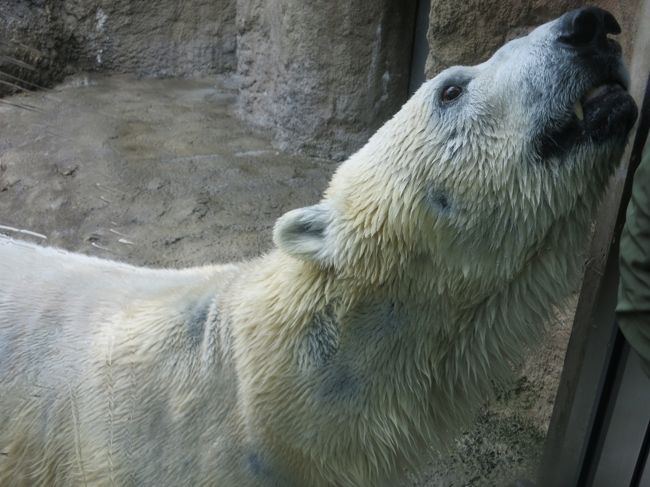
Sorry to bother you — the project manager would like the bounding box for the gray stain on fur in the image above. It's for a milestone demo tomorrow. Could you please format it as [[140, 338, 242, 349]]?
[[246, 451, 291, 486], [381, 301, 401, 334], [247, 452, 267, 477], [313, 300, 406, 401], [348, 300, 403, 342], [319, 365, 360, 401], [426, 186, 452, 215], [186, 300, 210, 347], [301, 304, 340, 369]]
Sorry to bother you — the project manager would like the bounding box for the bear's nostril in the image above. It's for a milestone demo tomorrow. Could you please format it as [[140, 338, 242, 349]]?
[[557, 7, 619, 48], [571, 9, 599, 45]]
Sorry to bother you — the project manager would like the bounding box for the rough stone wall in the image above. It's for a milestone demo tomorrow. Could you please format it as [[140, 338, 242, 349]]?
[[425, 0, 642, 78], [235, 0, 643, 161], [0, 0, 236, 97], [0, 1, 71, 97], [595, 0, 645, 58], [425, 0, 582, 78], [2, 1, 642, 159], [62, 0, 236, 77], [236, 0, 418, 161]]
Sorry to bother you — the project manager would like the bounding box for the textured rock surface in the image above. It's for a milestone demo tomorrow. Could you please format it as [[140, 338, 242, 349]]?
[[425, 0, 643, 78], [61, 0, 236, 77], [2, 1, 642, 157], [595, 0, 645, 57], [425, 0, 582, 77], [0, 1, 71, 97], [2, 0, 415, 161], [0, 0, 236, 97], [236, 0, 417, 161]]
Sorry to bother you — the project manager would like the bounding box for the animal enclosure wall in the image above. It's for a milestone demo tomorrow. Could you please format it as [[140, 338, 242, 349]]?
[[0, 0, 643, 159], [0, 1, 647, 486]]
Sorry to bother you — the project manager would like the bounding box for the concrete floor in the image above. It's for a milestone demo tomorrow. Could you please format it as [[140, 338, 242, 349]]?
[[0, 75, 572, 486]]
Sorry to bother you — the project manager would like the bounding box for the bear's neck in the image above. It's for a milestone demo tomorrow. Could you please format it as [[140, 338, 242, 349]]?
[[228, 212, 588, 483]]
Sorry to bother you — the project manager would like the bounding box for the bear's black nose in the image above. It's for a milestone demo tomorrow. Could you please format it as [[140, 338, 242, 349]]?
[[557, 6, 621, 47]]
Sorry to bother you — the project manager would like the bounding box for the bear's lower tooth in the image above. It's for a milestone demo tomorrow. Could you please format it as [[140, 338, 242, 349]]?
[[574, 101, 584, 121]]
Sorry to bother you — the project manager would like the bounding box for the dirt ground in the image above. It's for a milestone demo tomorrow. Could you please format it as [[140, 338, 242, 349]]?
[[0, 75, 576, 486]]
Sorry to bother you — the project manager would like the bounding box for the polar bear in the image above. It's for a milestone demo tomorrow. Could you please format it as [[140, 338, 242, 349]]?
[[0, 7, 639, 487]]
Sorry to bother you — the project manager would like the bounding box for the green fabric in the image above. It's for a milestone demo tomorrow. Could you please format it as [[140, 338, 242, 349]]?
[[617, 133, 650, 377]]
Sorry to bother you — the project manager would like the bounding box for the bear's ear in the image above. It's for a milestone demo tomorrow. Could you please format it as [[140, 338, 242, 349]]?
[[273, 203, 335, 265]]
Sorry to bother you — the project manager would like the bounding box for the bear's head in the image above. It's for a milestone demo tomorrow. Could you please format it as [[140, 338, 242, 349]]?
[[273, 7, 638, 293]]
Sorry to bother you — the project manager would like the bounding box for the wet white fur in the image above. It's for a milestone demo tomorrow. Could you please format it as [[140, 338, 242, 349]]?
[[0, 15, 630, 487]]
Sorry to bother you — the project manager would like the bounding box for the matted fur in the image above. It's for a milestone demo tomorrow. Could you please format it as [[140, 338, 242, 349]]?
[[0, 10, 638, 487]]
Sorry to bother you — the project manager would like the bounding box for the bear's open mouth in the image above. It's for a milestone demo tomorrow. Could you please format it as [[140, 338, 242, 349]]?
[[572, 83, 637, 140], [537, 80, 638, 160]]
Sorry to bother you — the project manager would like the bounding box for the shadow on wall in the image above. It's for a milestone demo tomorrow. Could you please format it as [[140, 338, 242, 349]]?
[[0, 0, 643, 157]]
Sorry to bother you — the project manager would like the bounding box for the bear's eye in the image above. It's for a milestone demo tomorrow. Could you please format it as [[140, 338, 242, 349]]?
[[441, 85, 463, 102]]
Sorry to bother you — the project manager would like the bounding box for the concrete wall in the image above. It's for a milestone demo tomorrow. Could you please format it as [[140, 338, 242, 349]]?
[[237, 0, 643, 160], [1, 0, 415, 161], [0, 0, 236, 97], [236, 0, 418, 161], [0, 1, 71, 97], [425, 0, 643, 78], [236, 0, 643, 160], [62, 0, 237, 77], [425, 0, 581, 77], [2, 1, 642, 160]]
